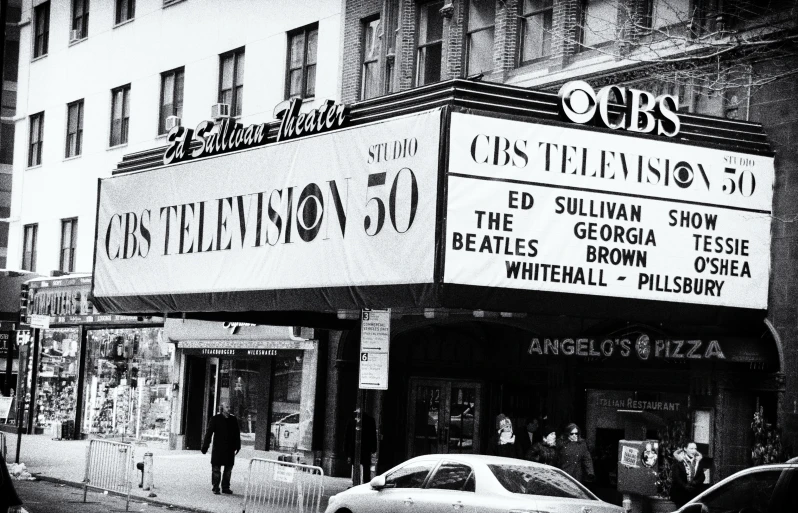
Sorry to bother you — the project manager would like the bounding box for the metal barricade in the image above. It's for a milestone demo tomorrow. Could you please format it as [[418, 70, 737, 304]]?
[[83, 439, 134, 511], [243, 458, 325, 513]]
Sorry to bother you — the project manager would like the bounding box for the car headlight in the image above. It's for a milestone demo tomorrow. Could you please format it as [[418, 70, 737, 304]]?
[[328, 494, 339, 505]]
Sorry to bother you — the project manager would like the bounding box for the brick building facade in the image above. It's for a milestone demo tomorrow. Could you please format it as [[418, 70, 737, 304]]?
[[339, 0, 798, 483]]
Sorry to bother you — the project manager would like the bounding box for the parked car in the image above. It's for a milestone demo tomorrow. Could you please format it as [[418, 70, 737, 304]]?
[[674, 457, 798, 513], [325, 454, 623, 513], [270, 412, 300, 449]]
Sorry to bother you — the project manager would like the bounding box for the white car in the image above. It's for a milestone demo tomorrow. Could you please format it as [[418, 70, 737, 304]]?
[[325, 454, 623, 513]]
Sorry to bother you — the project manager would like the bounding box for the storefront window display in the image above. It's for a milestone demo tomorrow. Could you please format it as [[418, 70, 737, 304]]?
[[269, 350, 315, 451], [34, 328, 80, 433], [217, 359, 260, 444], [82, 327, 173, 441]]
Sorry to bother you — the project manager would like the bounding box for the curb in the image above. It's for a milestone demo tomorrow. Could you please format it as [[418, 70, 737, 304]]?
[[33, 474, 218, 513]]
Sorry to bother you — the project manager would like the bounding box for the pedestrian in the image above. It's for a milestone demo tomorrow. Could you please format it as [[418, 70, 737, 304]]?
[[526, 426, 559, 466], [670, 442, 706, 507], [201, 402, 241, 495], [488, 414, 521, 458], [1, 457, 23, 513], [518, 416, 540, 457], [558, 422, 594, 484], [344, 408, 378, 485]]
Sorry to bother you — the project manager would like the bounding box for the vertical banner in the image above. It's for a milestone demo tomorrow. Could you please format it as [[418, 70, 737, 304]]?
[[359, 309, 391, 390]]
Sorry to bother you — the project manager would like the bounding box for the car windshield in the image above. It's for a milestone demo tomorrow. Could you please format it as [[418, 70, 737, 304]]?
[[488, 464, 595, 500]]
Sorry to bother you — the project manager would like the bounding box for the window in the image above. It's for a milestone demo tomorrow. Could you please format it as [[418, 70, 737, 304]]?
[[286, 25, 318, 99], [385, 460, 437, 488], [65, 100, 84, 158], [116, 0, 135, 24], [520, 0, 553, 63], [22, 224, 37, 272], [159, 67, 184, 134], [580, 0, 617, 48], [426, 462, 475, 491], [652, 0, 689, 29], [416, 1, 444, 85], [71, 0, 89, 40], [488, 464, 596, 499], [33, 2, 50, 58], [110, 85, 130, 146], [384, 0, 400, 94], [701, 469, 783, 513], [362, 17, 381, 100], [28, 112, 44, 167], [60, 218, 78, 272], [466, 0, 495, 75], [219, 49, 245, 116]]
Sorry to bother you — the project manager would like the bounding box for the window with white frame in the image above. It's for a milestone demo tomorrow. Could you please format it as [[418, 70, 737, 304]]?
[[28, 112, 44, 167], [60, 218, 78, 272], [116, 0, 135, 24], [65, 100, 84, 158], [159, 67, 184, 134], [33, 2, 50, 58], [110, 85, 130, 146], [220, 48, 245, 116], [71, 0, 89, 40], [286, 25, 318, 100], [22, 224, 38, 272]]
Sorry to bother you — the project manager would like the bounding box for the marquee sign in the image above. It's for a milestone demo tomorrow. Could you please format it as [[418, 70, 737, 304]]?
[[163, 99, 350, 165], [95, 109, 442, 313], [444, 112, 773, 309]]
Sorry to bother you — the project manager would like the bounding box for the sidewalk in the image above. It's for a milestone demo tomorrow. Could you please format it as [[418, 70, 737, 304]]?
[[14, 434, 351, 513]]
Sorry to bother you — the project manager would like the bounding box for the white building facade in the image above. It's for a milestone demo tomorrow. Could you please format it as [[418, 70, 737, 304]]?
[[8, 0, 343, 275]]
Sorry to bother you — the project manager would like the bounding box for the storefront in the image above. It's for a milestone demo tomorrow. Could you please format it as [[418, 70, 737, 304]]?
[[21, 275, 166, 440], [164, 319, 320, 458], [93, 80, 781, 484]]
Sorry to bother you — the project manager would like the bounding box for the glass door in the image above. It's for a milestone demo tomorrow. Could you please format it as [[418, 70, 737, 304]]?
[[407, 378, 481, 457]]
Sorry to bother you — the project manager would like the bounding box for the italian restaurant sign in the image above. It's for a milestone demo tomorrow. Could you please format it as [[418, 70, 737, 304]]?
[[526, 334, 725, 361], [94, 109, 441, 311], [444, 112, 774, 309]]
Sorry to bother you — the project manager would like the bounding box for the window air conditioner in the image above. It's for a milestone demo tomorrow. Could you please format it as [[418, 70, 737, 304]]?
[[165, 116, 181, 131], [211, 103, 231, 119], [69, 29, 82, 42]]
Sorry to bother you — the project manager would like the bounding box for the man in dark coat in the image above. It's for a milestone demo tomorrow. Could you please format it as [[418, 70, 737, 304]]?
[[344, 409, 378, 485], [202, 402, 241, 495], [1, 457, 23, 513], [670, 442, 706, 507], [558, 423, 594, 484]]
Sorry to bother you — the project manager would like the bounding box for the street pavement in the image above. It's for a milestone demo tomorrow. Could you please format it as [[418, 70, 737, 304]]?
[[15, 480, 194, 513], [9, 434, 351, 513]]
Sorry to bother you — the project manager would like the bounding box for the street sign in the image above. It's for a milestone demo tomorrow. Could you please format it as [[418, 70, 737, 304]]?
[[359, 309, 390, 390], [29, 314, 51, 329]]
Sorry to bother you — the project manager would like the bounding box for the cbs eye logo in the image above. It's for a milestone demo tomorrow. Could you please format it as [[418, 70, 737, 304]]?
[[558, 80, 681, 138]]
